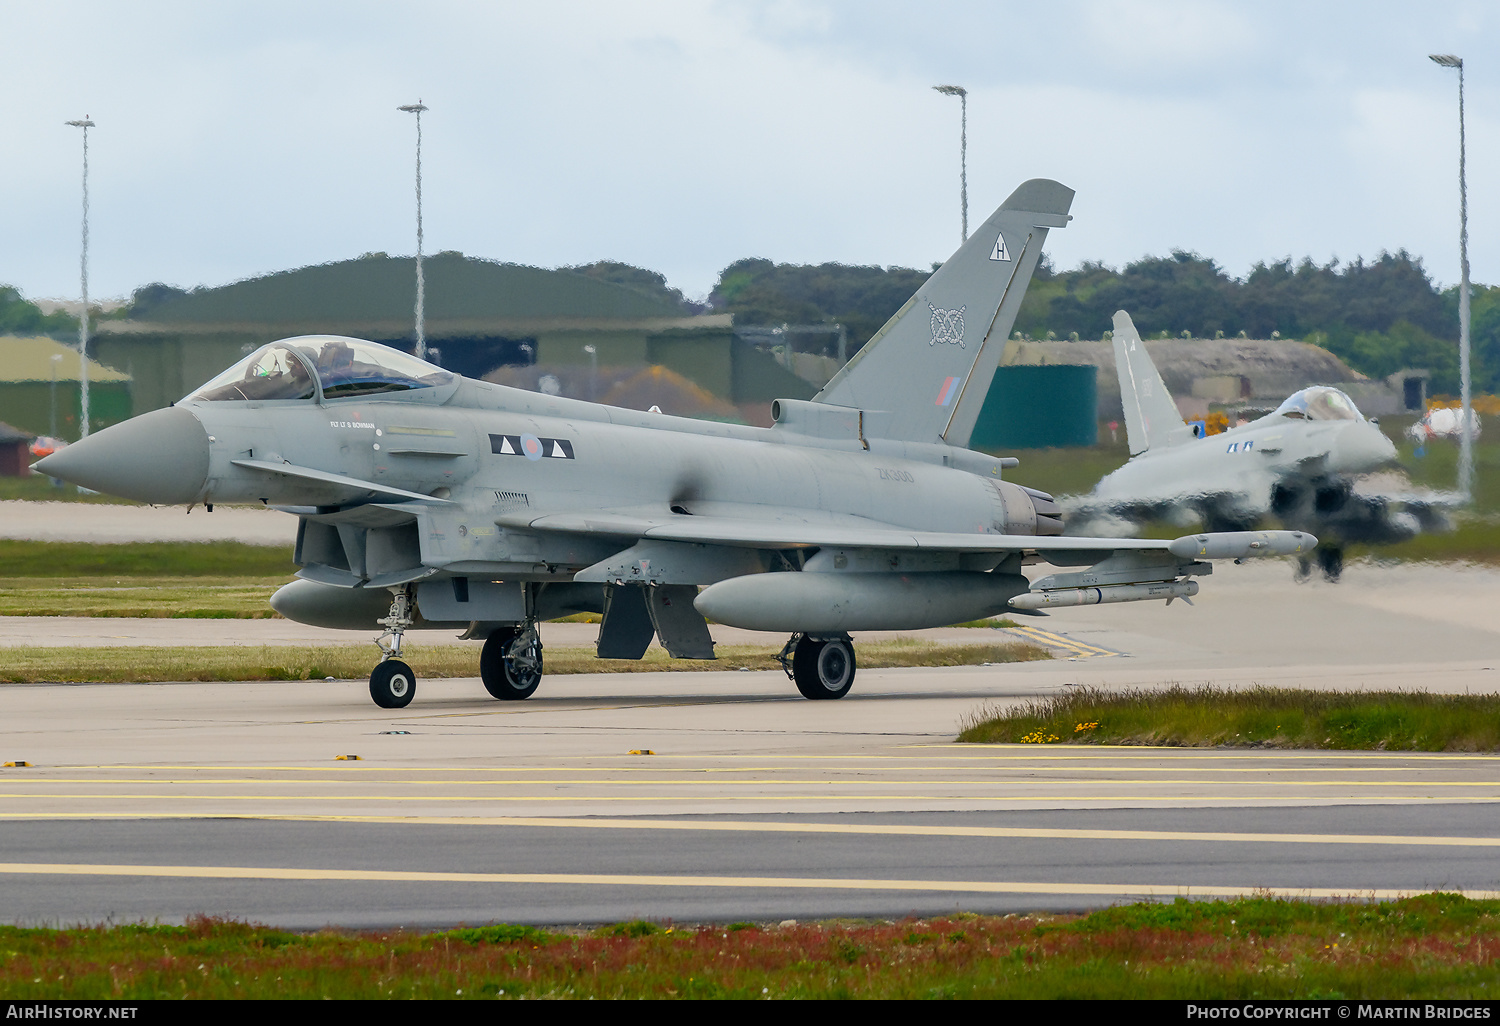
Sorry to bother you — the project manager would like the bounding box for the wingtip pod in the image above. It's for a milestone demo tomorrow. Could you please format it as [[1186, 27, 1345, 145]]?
[[1167, 530, 1318, 560]]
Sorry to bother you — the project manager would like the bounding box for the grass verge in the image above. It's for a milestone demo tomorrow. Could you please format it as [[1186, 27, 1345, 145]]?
[[0, 577, 290, 618], [1, 894, 1496, 999], [0, 540, 296, 578], [0, 639, 1048, 683], [958, 684, 1500, 751], [0, 477, 137, 503], [1347, 515, 1500, 567]]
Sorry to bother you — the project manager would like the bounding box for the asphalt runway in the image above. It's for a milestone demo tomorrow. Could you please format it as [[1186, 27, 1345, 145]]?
[[2, 806, 1497, 930], [2, 556, 1498, 928]]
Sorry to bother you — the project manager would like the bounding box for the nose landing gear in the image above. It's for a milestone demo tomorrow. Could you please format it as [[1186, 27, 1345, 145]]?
[[369, 586, 417, 709]]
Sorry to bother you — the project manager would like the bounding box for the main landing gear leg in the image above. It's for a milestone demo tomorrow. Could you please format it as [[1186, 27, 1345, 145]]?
[[778, 632, 857, 700], [370, 586, 417, 709]]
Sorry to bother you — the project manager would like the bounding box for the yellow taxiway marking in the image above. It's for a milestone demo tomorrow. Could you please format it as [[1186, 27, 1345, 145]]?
[[1, 777, 1495, 789], [2, 768, 1488, 786], [2, 794, 1498, 805], [20, 762, 1500, 780], [0, 861, 1492, 900], [1, 813, 1494, 849], [1003, 626, 1121, 658], [66, 750, 1500, 767]]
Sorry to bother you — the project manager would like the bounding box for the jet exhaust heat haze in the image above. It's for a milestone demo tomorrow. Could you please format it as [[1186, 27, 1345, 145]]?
[[39, 182, 1315, 708], [1068, 311, 1454, 582]]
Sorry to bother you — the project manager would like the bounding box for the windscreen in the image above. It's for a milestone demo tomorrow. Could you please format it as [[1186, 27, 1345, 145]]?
[[1274, 386, 1363, 422], [300, 337, 454, 400], [186, 337, 454, 403], [188, 343, 317, 402]]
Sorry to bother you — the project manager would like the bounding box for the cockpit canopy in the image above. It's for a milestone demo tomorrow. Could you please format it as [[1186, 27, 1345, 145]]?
[[187, 336, 455, 403], [1274, 386, 1364, 422]]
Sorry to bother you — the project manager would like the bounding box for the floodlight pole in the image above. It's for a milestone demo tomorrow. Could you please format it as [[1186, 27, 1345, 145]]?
[[49, 353, 62, 439], [65, 116, 95, 438], [933, 85, 968, 243], [1430, 54, 1473, 497], [398, 101, 429, 360]]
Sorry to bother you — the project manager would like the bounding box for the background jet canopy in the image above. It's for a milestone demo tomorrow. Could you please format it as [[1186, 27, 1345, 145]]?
[[188, 336, 455, 403], [1274, 386, 1363, 422]]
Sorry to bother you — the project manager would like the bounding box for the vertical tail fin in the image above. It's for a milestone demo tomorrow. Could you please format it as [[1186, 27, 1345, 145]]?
[[813, 179, 1073, 447], [1112, 310, 1195, 456]]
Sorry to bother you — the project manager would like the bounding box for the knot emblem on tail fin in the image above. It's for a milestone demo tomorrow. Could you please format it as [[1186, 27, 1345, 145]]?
[[928, 303, 967, 348]]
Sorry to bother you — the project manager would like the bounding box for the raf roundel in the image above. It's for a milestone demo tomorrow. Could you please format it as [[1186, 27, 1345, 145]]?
[[490, 434, 576, 460]]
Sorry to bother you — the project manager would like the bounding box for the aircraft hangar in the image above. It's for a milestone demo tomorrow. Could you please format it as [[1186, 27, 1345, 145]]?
[[0, 335, 133, 442], [998, 335, 1426, 429]]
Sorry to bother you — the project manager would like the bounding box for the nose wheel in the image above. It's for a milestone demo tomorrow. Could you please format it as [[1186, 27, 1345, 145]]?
[[779, 633, 857, 700], [369, 659, 415, 708]]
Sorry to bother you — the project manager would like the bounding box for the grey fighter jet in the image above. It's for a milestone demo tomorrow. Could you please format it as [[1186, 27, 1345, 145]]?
[[1068, 311, 1450, 581], [38, 181, 1314, 708]]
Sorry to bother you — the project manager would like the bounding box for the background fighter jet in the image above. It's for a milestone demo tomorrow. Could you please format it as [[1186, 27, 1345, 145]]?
[[39, 181, 1314, 709], [1068, 311, 1452, 581]]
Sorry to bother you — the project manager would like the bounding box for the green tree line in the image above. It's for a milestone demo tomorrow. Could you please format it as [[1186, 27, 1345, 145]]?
[[0, 286, 77, 337], [710, 258, 933, 357]]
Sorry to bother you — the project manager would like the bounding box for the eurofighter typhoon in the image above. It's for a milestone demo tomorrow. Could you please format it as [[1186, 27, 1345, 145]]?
[[1068, 311, 1451, 581], [38, 181, 1314, 708]]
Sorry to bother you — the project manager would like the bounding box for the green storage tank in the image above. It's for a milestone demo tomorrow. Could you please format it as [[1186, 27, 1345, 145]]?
[[969, 364, 1097, 450]]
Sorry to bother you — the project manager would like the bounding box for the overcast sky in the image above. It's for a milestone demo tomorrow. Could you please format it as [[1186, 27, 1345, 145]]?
[[2, 1, 1496, 307]]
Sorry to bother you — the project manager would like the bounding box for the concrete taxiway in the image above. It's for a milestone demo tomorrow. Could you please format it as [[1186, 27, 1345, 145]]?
[[0, 499, 294, 545], [2, 556, 1498, 927]]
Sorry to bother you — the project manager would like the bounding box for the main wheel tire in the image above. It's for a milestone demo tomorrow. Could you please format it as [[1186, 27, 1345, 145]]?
[[791, 636, 856, 700], [481, 627, 543, 701], [369, 659, 416, 709]]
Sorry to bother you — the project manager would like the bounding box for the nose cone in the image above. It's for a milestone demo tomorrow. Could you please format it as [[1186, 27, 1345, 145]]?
[[35, 406, 210, 504], [1327, 421, 1397, 475]]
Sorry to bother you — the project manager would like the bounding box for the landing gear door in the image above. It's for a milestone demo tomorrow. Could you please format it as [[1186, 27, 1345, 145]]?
[[648, 585, 716, 660]]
